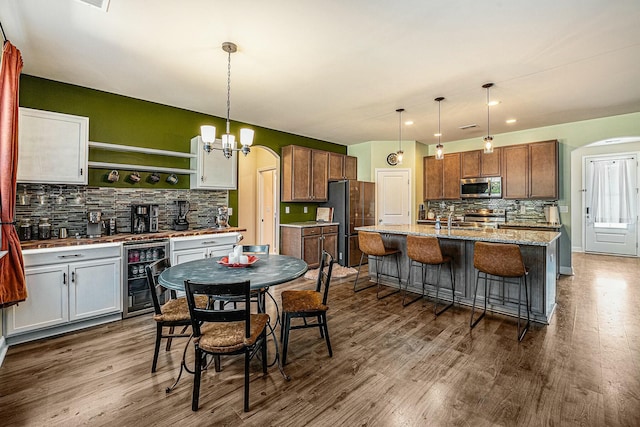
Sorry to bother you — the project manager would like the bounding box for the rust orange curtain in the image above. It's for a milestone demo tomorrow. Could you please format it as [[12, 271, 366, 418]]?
[[0, 41, 27, 308]]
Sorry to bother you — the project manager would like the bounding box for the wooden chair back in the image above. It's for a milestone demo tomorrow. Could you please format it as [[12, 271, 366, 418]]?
[[316, 251, 335, 305], [145, 258, 172, 316]]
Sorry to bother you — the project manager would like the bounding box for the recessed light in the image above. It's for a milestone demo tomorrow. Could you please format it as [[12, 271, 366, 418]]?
[[487, 100, 500, 107], [434, 132, 442, 137], [506, 119, 517, 124], [404, 120, 414, 126]]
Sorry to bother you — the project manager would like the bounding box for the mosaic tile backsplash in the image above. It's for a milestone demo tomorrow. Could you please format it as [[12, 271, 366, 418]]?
[[424, 199, 556, 222], [16, 184, 228, 238]]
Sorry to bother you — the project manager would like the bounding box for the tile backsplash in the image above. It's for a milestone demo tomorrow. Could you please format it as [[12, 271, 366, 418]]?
[[16, 184, 228, 238], [425, 199, 556, 222]]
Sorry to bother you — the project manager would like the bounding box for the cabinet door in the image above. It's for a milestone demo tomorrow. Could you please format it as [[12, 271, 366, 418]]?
[[172, 247, 207, 265], [18, 108, 88, 184], [443, 153, 461, 199], [529, 140, 558, 199], [5, 265, 68, 336], [322, 232, 338, 262], [461, 150, 481, 178], [481, 147, 502, 177], [70, 258, 121, 321], [282, 146, 312, 201], [328, 152, 345, 181], [503, 145, 529, 199], [311, 150, 329, 200], [303, 235, 322, 269], [206, 245, 233, 259], [424, 156, 443, 200], [344, 156, 358, 180], [190, 136, 238, 190]]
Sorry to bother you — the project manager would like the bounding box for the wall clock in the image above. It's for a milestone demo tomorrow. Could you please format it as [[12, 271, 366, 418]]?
[[386, 152, 398, 166]]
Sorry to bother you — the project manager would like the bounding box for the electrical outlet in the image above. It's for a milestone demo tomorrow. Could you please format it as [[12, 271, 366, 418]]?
[[559, 205, 568, 213], [285, 206, 290, 214], [449, 205, 455, 212], [520, 205, 526, 214], [303, 206, 308, 213]]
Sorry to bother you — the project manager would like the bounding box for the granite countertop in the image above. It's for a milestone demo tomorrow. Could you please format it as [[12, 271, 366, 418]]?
[[280, 221, 339, 228], [501, 220, 562, 229], [356, 224, 560, 246], [20, 227, 247, 250]]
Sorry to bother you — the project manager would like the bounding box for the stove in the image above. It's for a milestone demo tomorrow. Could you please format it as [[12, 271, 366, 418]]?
[[463, 208, 506, 228]]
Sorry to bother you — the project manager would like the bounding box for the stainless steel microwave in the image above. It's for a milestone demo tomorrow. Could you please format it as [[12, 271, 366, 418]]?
[[460, 177, 502, 198]]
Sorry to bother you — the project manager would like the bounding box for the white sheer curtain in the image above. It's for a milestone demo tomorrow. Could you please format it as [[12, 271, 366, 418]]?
[[589, 158, 636, 224]]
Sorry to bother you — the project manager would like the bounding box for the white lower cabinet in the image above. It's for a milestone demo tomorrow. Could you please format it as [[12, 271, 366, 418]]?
[[170, 232, 242, 265], [4, 244, 122, 342]]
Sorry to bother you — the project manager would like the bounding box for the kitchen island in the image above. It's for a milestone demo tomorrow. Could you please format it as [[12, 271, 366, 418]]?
[[355, 224, 560, 324]]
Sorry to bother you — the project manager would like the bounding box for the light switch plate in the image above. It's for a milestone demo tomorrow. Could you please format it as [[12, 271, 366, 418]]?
[[228, 207, 233, 216], [559, 205, 568, 213], [304, 206, 308, 213], [285, 206, 290, 214]]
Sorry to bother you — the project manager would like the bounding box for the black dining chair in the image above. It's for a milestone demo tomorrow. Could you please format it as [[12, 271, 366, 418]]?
[[144, 258, 208, 373], [280, 251, 335, 365], [184, 279, 269, 412]]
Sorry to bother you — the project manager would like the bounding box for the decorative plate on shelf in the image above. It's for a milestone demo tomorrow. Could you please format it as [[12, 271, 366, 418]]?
[[217, 255, 259, 268], [386, 152, 398, 166]]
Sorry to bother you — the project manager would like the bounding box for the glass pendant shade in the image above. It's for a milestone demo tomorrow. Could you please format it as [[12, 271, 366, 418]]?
[[240, 128, 254, 146], [482, 83, 494, 153], [435, 143, 444, 160], [396, 150, 404, 164], [484, 136, 494, 153], [201, 125, 216, 143], [435, 96, 445, 160]]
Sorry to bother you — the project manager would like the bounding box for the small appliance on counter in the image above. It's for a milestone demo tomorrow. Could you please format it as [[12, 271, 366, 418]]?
[[172, 200, 191, 231], [130, 204, 159, 234], [544, 204, 560, 225], [215, 206, 230, 228], [87, 211, 102, 238]]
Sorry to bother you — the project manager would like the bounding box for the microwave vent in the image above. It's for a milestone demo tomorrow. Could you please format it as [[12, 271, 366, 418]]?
[[76, 0, 110, 11]]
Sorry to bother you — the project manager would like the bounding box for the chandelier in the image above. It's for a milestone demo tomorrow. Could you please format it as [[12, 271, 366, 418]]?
[[200, 42, 254, 158], [434, 97, 445, 160], [482, 82, 494, 154]]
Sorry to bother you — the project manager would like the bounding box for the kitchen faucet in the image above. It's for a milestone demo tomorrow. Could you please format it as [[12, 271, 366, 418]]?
[[448, 212, 453, 231]]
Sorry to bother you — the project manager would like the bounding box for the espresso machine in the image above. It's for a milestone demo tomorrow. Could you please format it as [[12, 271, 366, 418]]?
[[131, 204, 159, 234], [172, 200, 190, 231], [87, 211, 102, 238]]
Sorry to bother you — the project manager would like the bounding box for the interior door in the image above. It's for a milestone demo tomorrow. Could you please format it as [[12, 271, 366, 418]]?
[[376, 169, 411, 225], [584, 154, 638, 256], [258, 168, 277, 253]]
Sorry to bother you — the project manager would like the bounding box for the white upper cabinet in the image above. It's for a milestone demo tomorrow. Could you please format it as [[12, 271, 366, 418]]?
[[190, 136, 238, 190], [18, 108, 89, 184]]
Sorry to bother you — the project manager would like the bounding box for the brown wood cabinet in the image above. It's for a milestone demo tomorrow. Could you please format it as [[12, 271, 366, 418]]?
[[461, 149, 501, 177], [503, 140, 558, 199], [280, 224, 338, 268], [423, 153, 460, 201], [328, 153, 357, 181], [281, 145, 329, 202]]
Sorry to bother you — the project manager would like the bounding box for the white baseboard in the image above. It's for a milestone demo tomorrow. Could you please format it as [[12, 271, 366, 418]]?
[[572, 246, 584, 253], [0, 336, 7, 367]]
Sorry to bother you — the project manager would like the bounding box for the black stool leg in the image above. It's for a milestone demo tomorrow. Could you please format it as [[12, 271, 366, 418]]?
[[403, 260, 424, 307], [517, 274, 531, 342], [470, 271, 488, 328], [354, 253, 376, 293], [376, 253, 401, 300], [434, 261, 454, 316]]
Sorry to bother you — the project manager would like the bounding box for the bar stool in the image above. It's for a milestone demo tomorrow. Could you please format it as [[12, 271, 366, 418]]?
[[403, 235, 455, 315], [354, 231, 401, 299], [470, 241, 531, 341]]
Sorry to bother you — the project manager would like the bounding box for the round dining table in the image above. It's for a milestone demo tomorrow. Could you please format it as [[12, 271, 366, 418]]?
[[158, 254, 308, 292]]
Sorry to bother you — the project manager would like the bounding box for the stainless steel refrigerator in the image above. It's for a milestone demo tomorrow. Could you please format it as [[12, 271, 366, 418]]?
[[322, 180, 376, 267]]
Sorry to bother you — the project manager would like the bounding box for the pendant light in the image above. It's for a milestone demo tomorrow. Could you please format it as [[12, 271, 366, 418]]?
[[200, 42, 254, 158], [482, 82, 494, 154], [434, 97, 445, 160], [396, 108, 404, 165]]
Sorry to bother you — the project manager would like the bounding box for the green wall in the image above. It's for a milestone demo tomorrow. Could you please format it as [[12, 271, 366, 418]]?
[[19, 75, 346, 224]]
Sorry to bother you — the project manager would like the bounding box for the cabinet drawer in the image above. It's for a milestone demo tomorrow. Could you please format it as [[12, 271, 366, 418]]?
[[322, 225, 338, 234], [302, 227, 321, 236], [23, 243, 121, 267], [170, 232, 240, 251]]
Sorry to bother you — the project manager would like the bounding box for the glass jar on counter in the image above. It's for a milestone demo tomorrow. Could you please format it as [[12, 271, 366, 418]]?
[[38, 217, 52, 240], [18, 218, 32, 241]]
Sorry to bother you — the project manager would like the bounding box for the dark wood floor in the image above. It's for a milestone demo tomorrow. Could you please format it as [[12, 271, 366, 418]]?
[[1, 253, 639, 426]]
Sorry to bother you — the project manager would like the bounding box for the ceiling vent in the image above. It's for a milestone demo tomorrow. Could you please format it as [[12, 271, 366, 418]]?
[[459, 124, 477, 130], [76, 0, 110, 11]]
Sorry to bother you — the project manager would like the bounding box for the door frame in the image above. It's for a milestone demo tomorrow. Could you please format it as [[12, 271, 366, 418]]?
[[257, 166, 278, 254], [582, 151, 639, 256]]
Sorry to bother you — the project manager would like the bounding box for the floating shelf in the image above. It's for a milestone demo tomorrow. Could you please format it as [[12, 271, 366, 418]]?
[[88, 141, 197, 158], [88, 161, 195, 175]]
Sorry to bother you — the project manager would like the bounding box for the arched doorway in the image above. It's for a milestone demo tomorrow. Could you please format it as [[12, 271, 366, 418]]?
[[237, 146, 280, 253]]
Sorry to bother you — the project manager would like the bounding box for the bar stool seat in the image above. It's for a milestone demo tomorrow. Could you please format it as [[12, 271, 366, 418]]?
[[354, 231, 401, 299], [403, 235, 455, 315], [470, 241, 531, 341]]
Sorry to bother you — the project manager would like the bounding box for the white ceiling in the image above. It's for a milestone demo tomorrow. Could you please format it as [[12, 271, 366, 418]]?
[[2, 0, 640, 146]]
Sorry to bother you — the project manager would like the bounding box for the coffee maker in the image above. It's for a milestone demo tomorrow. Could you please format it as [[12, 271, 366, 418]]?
[[87, 211, 102, 238], [172, 200, 190, 231], [131, 204, 159, 234]]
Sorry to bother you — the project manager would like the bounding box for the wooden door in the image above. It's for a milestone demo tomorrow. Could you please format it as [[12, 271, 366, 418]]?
[[311, 150, 329, 200], [424, 156, 443, 200], [443, 153, 461, 199], [344, 156, 358, 180], [503, 145, 529, 199], [481, 147, 502, 177], [461, 150, 481, 178], [328, 152, 344, 181], [377, 169, 411, 224], [529, 140, 558, 199]]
